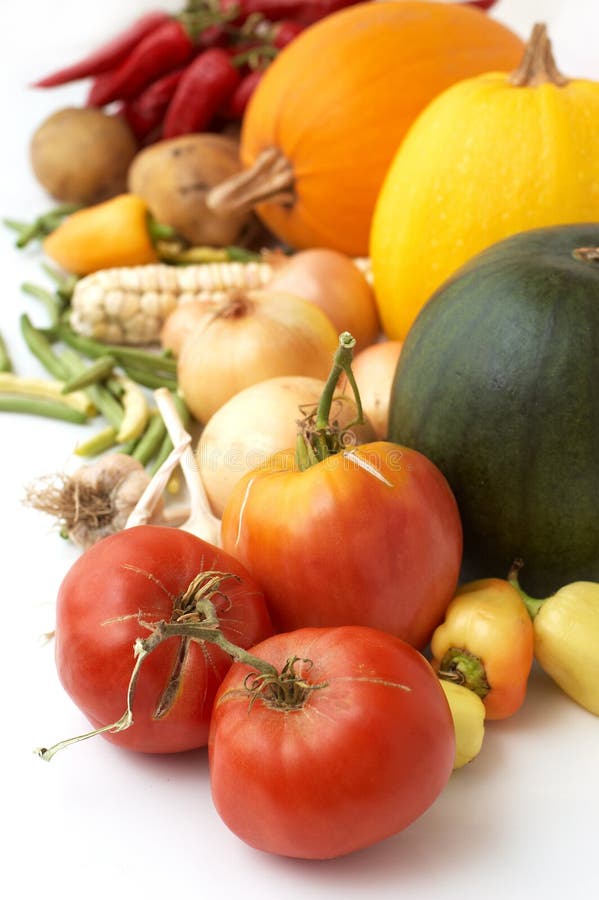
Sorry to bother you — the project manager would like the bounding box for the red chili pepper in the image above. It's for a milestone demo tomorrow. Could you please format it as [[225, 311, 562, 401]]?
[[32, 11, 171, 88], [162, 48, 242, 138], [221, 0, 361, 26], [122, 67, 187, 142], [221, 68, 264, 119], [462, 0, 498, 9], [88, 18, 196, 107]]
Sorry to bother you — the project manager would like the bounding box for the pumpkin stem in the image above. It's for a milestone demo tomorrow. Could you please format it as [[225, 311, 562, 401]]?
[[206, 146, 295, 215], [508, 23, 569, 88]]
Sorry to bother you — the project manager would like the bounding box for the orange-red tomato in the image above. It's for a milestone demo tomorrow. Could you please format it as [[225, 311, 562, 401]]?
[[221, 441, 463, 649], [209, 625, 456, 859]]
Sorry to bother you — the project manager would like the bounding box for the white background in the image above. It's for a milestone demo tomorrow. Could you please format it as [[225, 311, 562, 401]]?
[[1, 2, 598, 898]]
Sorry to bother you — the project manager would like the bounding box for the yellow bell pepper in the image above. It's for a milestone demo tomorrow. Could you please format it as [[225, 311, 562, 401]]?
[[431, 578, 534, 720], [510, 570, 599, 717], [439, 680, 485, 770], [43, 194, 158, 275]]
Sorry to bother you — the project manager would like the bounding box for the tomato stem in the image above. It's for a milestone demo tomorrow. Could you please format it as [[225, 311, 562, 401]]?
[[296, 331, 365, 470], [36, 569, 325, 761]]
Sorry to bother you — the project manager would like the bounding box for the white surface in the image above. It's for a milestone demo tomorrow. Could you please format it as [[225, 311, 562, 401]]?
[[1, 2, 598, 898]]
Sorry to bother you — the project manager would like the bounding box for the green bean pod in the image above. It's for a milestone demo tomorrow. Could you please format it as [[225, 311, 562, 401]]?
[[0, 333, 13, 372], [132, 413, 167, 466], [20, 314, 70, 380], [61, 355, 117, 394], [0, 395, 87, 424]]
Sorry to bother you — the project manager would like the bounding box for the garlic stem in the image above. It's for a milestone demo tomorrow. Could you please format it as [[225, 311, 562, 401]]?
[[126, 388, 222, 546]]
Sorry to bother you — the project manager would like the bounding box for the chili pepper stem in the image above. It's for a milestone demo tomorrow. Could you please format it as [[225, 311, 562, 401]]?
[[507, 559, 545, 619], [35, 573, 319, 762], [438, 647, 490, 700]]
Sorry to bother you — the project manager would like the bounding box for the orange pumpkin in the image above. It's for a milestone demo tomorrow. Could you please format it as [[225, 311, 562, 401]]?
[[207, 0, 524, 256]]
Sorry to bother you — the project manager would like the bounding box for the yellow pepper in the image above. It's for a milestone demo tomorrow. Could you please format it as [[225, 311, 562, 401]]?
[[439, 680, 485, 770], [43, 194, 158, 275], [431, 578, 534, 720], [510, 570, 599, 717]]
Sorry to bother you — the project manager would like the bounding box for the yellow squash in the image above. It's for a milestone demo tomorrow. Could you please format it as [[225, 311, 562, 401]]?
[[370, 23, 599, 340]]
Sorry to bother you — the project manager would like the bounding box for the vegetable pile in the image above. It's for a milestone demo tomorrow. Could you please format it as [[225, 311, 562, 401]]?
[[4, 0, 599, 865]]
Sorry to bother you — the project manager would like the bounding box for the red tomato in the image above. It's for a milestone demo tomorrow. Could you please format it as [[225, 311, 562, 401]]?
[[209, 625, 455, 859], [54, 525, 273, 753], [221, 442, 462, 648]]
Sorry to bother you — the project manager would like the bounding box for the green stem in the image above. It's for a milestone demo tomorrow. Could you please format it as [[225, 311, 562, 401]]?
[[438, 648, 490, 700], [296, 331, 364, 470], [507, 559, 545, 619], [146, 215, 179, 244]]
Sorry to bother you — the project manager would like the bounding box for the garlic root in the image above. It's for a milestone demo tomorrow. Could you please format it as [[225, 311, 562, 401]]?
[[24, 453, 163, 549]]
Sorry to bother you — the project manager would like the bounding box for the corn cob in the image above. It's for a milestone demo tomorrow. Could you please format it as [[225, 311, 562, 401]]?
[[70, 261, 274, 345]]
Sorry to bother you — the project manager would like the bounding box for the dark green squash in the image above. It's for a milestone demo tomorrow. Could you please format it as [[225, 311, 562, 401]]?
[[388, 224, 599, 595]]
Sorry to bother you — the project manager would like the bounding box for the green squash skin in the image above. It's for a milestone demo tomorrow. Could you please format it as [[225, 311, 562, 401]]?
[[388, 224, 599, 596]]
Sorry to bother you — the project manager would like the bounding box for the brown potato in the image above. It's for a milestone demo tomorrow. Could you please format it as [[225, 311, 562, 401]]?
[[127, 133, 251, 246], [30, 107, 138, 205]]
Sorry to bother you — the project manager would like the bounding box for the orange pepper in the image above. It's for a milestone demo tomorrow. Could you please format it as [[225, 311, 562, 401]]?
[[430, 578, 534, 720], [43, 194, 158, 275]]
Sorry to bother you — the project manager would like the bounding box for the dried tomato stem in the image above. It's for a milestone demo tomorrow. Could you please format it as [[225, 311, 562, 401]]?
[[36, 571, 316, 761], [508, 22, 569, 87]]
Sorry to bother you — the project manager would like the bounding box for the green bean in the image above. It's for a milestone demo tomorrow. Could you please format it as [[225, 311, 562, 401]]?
[[20, 314, 70, 380], [21, 282, 65, 327], [148, 433, 174, 475], [117, 438, 140, 456], [122, 365, 178, 392], [40, 263, 79, 302], [61, 355, 117, 394], [57, 325, 178, 374], [106, 377, 125, 398], [132, 413, 167, 466], [3, 217, 29, 236], [0, 333, 13, 372], [14, 204, 80, 249], [59, 347, 123, 428], [0, 395, 87, 424], [74, 425, 118, 458], [226, 246, 262, 262]]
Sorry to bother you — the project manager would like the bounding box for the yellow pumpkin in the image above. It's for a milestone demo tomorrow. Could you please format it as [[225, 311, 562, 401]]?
[[370, 24, 599, 340], [207, 1, 524, 256]]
